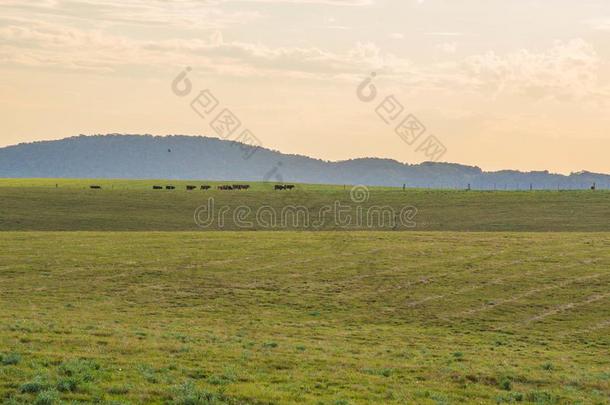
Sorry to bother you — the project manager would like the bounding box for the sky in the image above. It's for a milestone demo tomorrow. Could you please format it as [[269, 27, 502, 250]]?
[[1, 0, 609, 174]]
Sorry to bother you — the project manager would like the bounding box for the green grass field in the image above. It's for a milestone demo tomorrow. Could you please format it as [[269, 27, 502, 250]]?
[[1, 180, 609, 404], [0, 179, 608, 231]]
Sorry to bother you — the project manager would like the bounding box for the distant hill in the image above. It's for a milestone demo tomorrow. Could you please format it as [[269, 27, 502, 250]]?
[[1, 134, 608, 189]]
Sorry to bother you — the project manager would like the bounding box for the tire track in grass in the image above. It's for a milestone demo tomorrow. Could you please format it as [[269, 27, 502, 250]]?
[[488, 288, 610, 334], [560, 318, 610, 338], [520, 291, 610, 325], [445, 273, 608, 320], [484, 274, 610, 336], [404, 258, 599, 308], [401, 258, 539, 307], [379, 245, 523, 287], [341, 250, 498, 287], [327, 248, 514, 305], [306, 243, 592, 308]]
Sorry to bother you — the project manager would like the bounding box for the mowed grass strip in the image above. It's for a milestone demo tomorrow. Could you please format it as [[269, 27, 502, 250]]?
[[0, 231, 609, 404], [0, 178, 609, 231]]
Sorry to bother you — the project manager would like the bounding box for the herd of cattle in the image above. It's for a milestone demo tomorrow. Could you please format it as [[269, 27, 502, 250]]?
[[89, 184, 295, 190], [217, 184, 250, 190]]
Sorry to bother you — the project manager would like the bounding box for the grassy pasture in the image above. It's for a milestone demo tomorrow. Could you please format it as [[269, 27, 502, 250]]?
[[0, 179, 609, 403], [0, 232, 609, 404], [0, 179, 609, 231], [0, 178, 353, 192]]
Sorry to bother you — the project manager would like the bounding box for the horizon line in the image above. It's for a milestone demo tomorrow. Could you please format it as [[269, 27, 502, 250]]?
[[2, 133, 609, 177]]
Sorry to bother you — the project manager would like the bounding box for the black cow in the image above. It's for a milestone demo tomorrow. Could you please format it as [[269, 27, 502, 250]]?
[[186, 185, 197, 191], [201, 185, 211, 190], [274, 185, 286, 190], [153, 185, 163, 190], [218, 185, 234, 190], [166, 185, 176, 190], [285, 185, 295, 190], [90, 185, 102, 189]]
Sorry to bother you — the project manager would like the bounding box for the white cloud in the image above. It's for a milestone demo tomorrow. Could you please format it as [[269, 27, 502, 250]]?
[[0, 21, 389, 77], [436, 42, 457, 54], [0, 0, 262, 30], [460, 39, 605, 101], [0, 3, 607, 105]]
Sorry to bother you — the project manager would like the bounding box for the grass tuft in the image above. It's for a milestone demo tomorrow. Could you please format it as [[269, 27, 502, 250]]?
[[34, 390, 59, 405], [170, 381, 228, 405], [19, 376, 49, 394], [1, 352, 21, 366]]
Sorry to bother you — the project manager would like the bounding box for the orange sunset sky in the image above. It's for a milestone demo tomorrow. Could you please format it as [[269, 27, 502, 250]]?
[[1, 0, 609, 174]]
